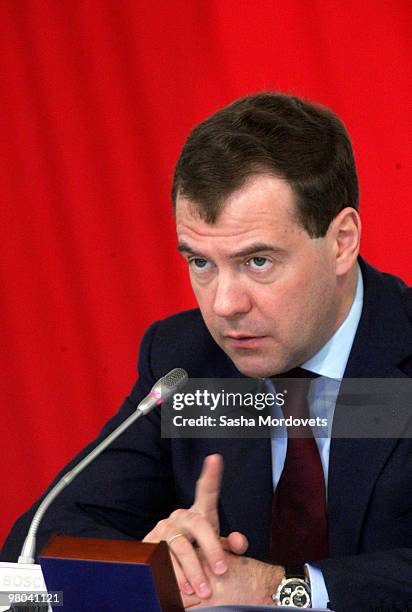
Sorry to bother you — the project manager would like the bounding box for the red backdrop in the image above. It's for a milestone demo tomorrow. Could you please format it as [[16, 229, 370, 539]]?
[[0, 1, 411, 548]]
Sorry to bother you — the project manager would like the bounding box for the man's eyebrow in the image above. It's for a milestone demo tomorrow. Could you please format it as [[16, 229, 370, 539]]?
[[177, 241, 285, 258], [228, 243, 285, 258], [177, 242, 202, 256]]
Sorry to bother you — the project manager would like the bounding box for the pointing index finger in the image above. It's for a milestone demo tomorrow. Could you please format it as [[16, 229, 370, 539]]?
[[194, 454, 223, 520]]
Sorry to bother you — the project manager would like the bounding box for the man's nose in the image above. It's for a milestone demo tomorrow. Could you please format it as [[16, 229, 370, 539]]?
[[212, 276, 252, 318]]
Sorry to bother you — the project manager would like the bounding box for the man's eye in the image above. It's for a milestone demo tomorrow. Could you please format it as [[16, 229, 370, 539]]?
[[189, 258, 209, 270], [247, 256, 271, 271]]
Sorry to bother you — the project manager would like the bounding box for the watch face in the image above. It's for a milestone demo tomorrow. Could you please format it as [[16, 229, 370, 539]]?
[[279, 578, 311, 608]]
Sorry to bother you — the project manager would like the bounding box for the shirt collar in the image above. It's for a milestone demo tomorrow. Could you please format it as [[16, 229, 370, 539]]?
[[302, 264, 364, 380]]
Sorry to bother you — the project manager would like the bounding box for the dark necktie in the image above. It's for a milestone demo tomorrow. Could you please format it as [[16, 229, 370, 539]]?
[[270, 368, 328, 565]]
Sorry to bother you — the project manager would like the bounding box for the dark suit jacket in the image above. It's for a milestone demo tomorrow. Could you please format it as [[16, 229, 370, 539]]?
[[2, 259, 412, 611]]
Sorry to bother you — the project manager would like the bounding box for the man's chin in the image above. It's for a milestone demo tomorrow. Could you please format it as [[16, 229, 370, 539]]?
[[226, 350, 283, 379]]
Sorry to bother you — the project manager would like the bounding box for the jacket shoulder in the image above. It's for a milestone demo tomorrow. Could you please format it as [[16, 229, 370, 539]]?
[[373, 266, 412, 324], [357, 260, 412, 376]]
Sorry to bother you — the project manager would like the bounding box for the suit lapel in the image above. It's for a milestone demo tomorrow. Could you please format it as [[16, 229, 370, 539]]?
[[328, 260, 412, 556]]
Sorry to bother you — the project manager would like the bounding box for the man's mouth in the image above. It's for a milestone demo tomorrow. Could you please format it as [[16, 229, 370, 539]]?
[[224, 334, 267, 349]]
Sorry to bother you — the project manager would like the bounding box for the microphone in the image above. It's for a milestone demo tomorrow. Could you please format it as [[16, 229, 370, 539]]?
[[18, 368, 188, 564]]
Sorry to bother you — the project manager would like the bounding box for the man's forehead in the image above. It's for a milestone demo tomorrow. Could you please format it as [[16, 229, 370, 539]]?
[[175, 203, 276, 243], [175, 175, 301, 239]]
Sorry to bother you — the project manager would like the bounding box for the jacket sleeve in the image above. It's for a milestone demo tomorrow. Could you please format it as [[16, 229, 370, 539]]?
[[0, 321, 177, 562], [313, 548, 412, 611]]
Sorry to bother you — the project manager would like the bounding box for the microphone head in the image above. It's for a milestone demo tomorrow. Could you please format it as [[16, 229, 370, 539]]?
[[161, 367, 188, 390], [150, 368, 188, 405]]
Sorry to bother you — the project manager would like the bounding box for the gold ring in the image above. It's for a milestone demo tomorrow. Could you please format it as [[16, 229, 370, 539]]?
[[166, 533, 186, 546]]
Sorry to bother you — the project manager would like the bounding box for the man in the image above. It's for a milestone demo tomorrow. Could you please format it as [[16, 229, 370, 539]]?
[[2, 93, 412, 610]]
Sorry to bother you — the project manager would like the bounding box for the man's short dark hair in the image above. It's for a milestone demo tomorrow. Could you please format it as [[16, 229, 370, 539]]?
[[172, 92, 359, 238]]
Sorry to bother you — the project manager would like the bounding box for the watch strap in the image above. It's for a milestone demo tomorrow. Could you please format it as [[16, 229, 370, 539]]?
[[284, 564, 306, 580]]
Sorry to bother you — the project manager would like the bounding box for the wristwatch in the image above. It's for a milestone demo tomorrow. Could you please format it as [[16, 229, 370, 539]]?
[[272, 565, 311, 608]]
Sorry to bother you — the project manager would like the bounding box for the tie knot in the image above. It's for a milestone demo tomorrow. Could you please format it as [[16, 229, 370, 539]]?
[[272, 368, 319, 421]]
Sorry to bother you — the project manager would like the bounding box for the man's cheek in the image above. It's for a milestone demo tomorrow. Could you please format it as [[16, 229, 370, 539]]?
[[195, 295, 215, 323], [192, 284, 208, 308]]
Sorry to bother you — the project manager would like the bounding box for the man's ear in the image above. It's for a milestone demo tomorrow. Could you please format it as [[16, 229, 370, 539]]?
[[329, 207, 361, 276]]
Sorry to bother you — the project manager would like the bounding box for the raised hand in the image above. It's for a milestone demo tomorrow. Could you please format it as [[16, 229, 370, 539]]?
[[143, 453, 248, 601]]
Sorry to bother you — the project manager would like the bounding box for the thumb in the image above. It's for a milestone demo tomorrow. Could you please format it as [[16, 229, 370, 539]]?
[[222, 531, 249, 555]]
